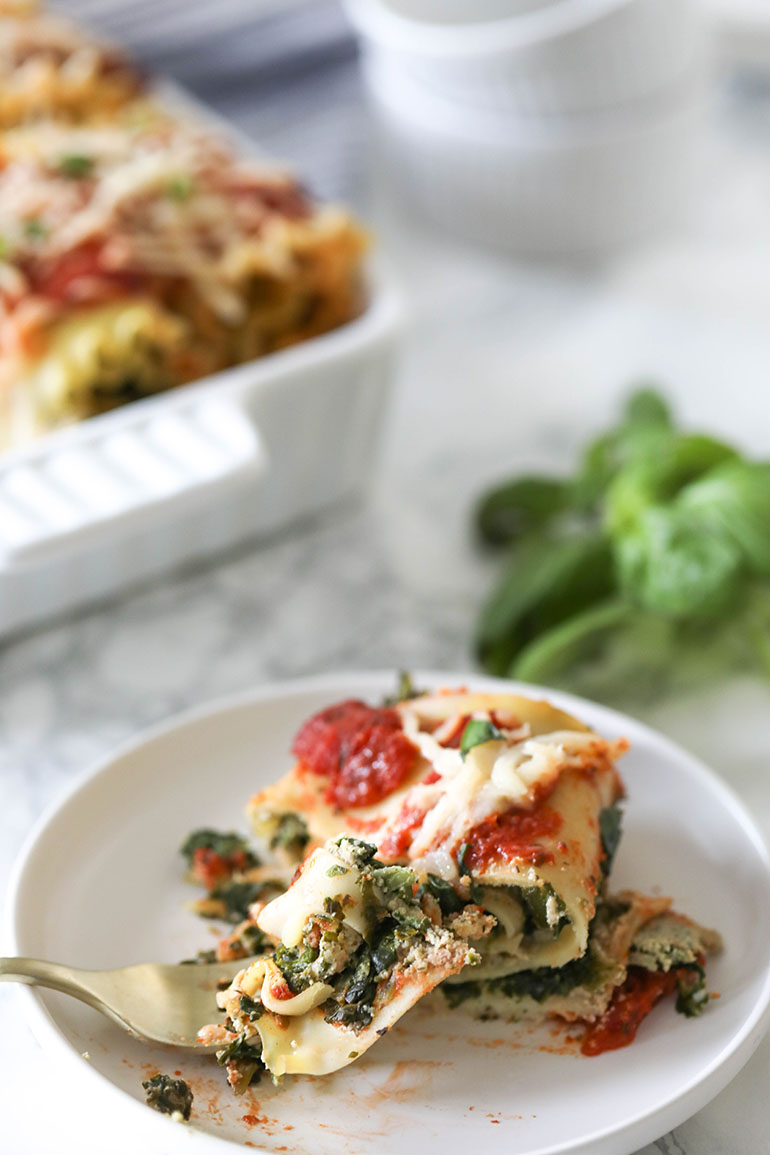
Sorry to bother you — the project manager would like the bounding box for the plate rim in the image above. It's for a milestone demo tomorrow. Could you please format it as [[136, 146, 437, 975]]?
[[6, 669, 770, 1155]]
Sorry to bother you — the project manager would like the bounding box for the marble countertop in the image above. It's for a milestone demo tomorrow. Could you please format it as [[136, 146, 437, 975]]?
[[3, 9, 770, 1153]]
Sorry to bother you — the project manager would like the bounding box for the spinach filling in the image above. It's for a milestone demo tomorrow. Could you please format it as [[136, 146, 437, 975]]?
[[443, 946, 605, 1009], [142, 1073, 194, 1120], [519, 883, 568, 938], [204, 879, 276, 924], [599, 805, 623, 877], [180, 829, 259, 869], [272, 842, 446, 1032], [418, 873, 465, 917], [322, 919, 425, 1029], [675, 966, 709, 1018], [269, 812, 310, 858], [216, 1032, 263, 1092]]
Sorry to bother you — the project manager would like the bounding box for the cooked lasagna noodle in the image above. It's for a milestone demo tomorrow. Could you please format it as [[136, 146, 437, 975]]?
[[239, 686, 720, 1066], [204, 836, 493, 1085], [0, 4, 366, 446]]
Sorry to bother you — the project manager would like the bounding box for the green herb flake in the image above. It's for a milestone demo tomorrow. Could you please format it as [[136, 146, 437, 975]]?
[[167, 174, 194, 201], [239, 994, 265, 1021], [58, 153, 95, 179], [327, 864, 348, 877], [460, 718, 504, 759], [383, 671, 424, 705], [24, 219, 47, 240]]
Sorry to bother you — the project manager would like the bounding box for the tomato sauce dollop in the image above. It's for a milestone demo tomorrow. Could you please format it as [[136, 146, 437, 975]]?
[[580, 967, 680, 1056], [464, 805, 563, 871], [292, 699, 418, 810]]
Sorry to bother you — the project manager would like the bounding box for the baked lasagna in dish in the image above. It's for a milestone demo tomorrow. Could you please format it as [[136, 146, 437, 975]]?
[[188, 682, 721, 1090], [0, 2, 367, 447]]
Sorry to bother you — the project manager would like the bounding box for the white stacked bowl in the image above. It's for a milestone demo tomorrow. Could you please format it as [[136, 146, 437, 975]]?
[[344, 0, 710, 258], [348, 0, 706, 115]]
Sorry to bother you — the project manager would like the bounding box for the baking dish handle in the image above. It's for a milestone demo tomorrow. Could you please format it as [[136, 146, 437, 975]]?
[[0, 397, 268, 570]]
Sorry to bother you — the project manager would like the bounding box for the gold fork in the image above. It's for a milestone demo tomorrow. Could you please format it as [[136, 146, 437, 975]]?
[[0, 956, 249, 1049]]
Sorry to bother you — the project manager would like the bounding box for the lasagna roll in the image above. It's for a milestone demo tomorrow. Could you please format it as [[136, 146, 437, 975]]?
[[249, 689, 626, 981], [207, 836, 493, 1084]]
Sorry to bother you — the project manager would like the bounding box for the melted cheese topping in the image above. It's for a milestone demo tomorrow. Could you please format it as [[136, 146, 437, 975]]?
[[391, 721, 609, 879]]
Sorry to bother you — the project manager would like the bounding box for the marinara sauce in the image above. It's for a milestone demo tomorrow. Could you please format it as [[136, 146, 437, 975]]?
[[464, 804, 563, 871], [580, 967, 681, 1056], [292, 699, 418, 809]]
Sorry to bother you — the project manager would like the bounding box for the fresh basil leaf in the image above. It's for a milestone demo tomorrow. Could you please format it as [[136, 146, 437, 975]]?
[[623, 388, 673, 428], [605, 435, 739, 537], [476, 532, 615, 674], [678, 461, 770, 578], [572, 388, 673, 510], [512, 599, 632, 684], [476, 477, 569, 546], [614, 506, 743, 618], [460, 718, 503, 758]]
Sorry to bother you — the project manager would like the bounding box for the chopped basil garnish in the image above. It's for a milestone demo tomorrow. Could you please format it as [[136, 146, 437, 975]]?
[[460, 718, 504, 759], [58, 153, 95, 179]]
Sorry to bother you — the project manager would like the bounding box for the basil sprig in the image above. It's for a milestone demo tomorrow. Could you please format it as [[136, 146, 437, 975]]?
[[474, 389, 770, 701]]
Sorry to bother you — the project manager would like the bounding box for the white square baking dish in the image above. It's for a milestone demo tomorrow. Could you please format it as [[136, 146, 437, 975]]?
[[0, 274, 401, 638], [0, 38, 402, 641]]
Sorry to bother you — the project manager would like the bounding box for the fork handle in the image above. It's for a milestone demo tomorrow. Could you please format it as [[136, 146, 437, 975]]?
[[0, 957, 93, 999]]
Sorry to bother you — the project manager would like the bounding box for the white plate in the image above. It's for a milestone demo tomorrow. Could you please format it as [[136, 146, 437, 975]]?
[[7, 671, 770, 1155]]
